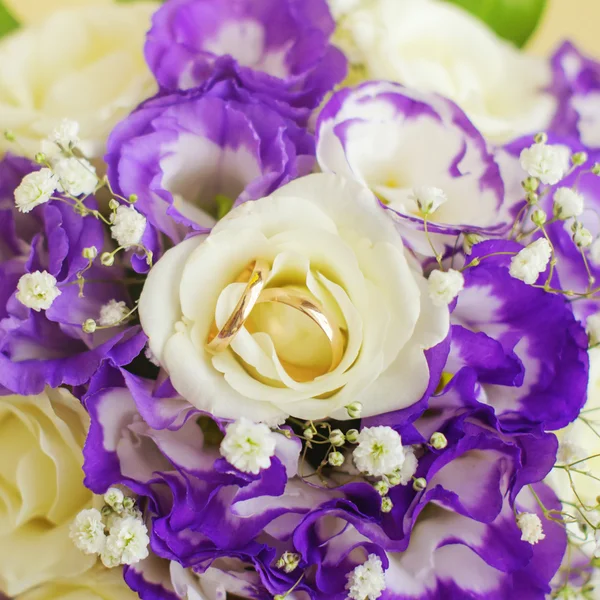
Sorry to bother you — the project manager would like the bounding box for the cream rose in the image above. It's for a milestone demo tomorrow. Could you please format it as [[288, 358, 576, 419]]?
[[2, 0, 112, 24], [333, 0, 555, 142], [17, 565, 137, 600], [139, 173, 449, 423], [0, 388, 95, 596], [0, 3, 158, 159]]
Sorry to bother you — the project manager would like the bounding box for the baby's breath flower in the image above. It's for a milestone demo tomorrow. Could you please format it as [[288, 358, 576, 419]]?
[[519, 143, 570, 185], [413, 477, 427, 492], [110, 205, 147, 247], [430, 432, 447, 450], [553, 187, 584, 219], [329, 429, 345, 447], [516, 512, 545, 544], [98, 299, 129, 327], [14, 168, 58, 213], [50, 119, 80, 150], [428, 269, 464, 307], [346, 401, 363, 419], [69, 508, 106, 555], [103, 515, 149, 567], [328, 450, 345, 467], [573, 226, 593, 248], [16, 271, 61, 311], [410, 186, 447, 215], [463, 233, 484, 255], [82, 246, 98, 260], [82, 319, 97, 334], [54, 157, 98, 197], [104, 487, 125, 512], [220, 418, 276, 474], [380, 496, 393, 513], [345, 554, 386, 600], [353, 426, 404, 477], [399, 447, 418, 485], [509, 239, 551, 285]]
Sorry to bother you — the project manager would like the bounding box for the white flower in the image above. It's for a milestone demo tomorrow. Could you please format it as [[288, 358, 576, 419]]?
[[588, 313, 600, 346], [102, 516, 149, 567], [519, 143, 570, 185], [398, 446, 418, 485], [69, 508, 106, 555], [139, 174, 450, 422], [0, 4, 157, 159], [50, 118, 80, 149], [98, 300, 129, 327], [553, 187, 584, 219], [54, 157, 98, 197], [333, 0, 554, 142], [0, 389, 94, 596], [110, 205, 147, 247], [220, 418, 276, 474], [14, 168, 58, 213], [103, 487, 125, 512], [409, 186, 447, 215], [509, 239, 552, 285], [345, 554, 386, 600], [573, 227, 593, 248], [16, 271, 61, 311], [516, 512, 545, 545], [556, 438, 586, 467], [353, 426, 405, 477], [427, 269, 464, 307]]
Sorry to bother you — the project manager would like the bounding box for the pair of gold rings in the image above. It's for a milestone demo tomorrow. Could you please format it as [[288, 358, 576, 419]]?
[[205, 260, 345, 381]]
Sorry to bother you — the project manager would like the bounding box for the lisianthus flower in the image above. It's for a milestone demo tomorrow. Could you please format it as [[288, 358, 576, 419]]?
[[316, 81, 510, 255], [144, 0, 346, 123], [0, 155, 146, 395], [0, 3, 158, 159], [105, 69, 314, 243], [138, 173, 450, 422], [0, 388, 95, 596], [331, 0, 555, 143], [550, 42, 600, 149]]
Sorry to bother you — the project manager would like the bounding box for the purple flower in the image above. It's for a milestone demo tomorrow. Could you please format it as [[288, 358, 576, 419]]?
[[106, 76, 315, 245], [0, 155, 146, 395], [316, 82, 510, 256], [549, 42, 600, 149], [144, 0, 346, 123]]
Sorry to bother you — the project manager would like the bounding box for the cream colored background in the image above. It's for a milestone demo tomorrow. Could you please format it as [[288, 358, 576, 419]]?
[[529, 0, 600, 57]]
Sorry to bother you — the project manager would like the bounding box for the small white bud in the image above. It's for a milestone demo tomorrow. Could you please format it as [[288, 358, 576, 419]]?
[[346, 429, 360, 444], [572, 151, 588, 166], [413, 477, 427, 492], [50, 118, 80, 149], [428, 269, 464, 307], [410, 186, 447, 215], [101, 252, 115, 267], [82, 319, 97, 333], [346, 402, 362, 419], [463, 233, 484, 255], [82, 246, 98, 260], [380, 496, 393, 513], [14, 169, 58, 213], [104, 487, 125, 512], [329, 429, 345, 447], [276, 551, 301, 574], [373, 480, 389, 496], [573, 227, 593, 248], [16, 271, 61, 311], [516, 512, 545, 545], [328, 451, 345, 467], [303, 427, 314, 440], [430, 432, 447, 450], [531, 209, 547, 227], [109, 198, 120, 211]]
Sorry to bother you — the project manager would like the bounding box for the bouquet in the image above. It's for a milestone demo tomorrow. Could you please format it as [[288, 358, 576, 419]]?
[[0, 0, 599, 598]]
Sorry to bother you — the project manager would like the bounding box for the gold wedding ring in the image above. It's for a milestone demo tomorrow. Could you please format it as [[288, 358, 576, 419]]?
[[205, 260, 346, 382], [206, 259, 270, 353]]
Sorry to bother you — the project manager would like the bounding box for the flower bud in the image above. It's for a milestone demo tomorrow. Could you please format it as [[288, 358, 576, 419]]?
[[534, 132, 548, 144], [276, 551, 301, 574], [34, 152, 47, 165], [128, 194, 138, 204], [374, 480, 389, 496], [386, 472, 401, 487], [101, 505, 112, 518], [100, 252, 115, 267], [346, 401, 362, 419], [329, 429, 345, 447], [521, 176, 539, 193], [82, 318, 97, 333], [122, 497, 135, 510], [303, 428, 314, 440], [463, 233, 484, 255], [593, 163, 600, 176], [381, 496, 393, 513], [346, 428, 359, 444], [412, 477, 427, 492], [108, 198, 120, 211], [430, 432, 448, 450], [328, 451, 344, 467], [4, 130, 15, 142], [574, 227, 593, 248], [531, 209, 547, 227], [526, 191, 539, 205], [572, 151, 588, 166], [82, 246, 98, 260]]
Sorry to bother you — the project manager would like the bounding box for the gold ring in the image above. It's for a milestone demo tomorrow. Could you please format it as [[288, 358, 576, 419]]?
[[205, 259, 270, 353], [255, 287, 345, 381]]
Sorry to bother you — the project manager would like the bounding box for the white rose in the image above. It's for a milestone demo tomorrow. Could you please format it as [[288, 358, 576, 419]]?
[[139, 173, 449, 423], [0, 3, 158, 159], [16, 565, 137, 600], [0, 388, 95, 596], [335, 0, 555, 142]]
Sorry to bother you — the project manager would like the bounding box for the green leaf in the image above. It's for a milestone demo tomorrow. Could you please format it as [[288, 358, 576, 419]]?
[[443, 0, 547, 48], [0, 1, 18, 38]]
